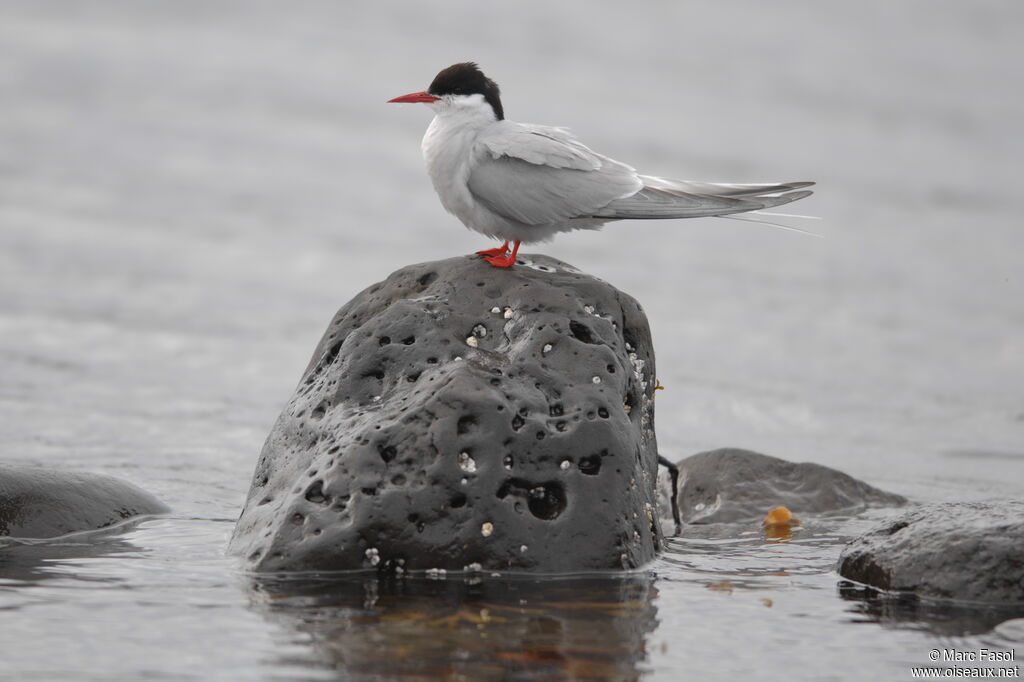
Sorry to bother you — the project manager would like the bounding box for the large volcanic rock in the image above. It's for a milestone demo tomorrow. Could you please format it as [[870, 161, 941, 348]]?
[[230, 254, 661, 572], [838, 501, 1024, 602], [0, 464, 168, 539], [660, 448, 906, 524]]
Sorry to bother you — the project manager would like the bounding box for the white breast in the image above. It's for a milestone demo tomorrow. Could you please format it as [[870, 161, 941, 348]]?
[[422, 114, 478, 223], [420, 97, 518, 240]]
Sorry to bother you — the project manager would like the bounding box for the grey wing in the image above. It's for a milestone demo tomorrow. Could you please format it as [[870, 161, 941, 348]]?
[[469, 124, 643, 225], [594, 176, 814, 219]]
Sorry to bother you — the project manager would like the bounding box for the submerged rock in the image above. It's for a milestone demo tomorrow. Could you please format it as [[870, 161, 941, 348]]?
[[838, 501, 1024, 602], [0, 464, 169, 539], [660, 448, 906, 524], [230, 254, 661, 572]]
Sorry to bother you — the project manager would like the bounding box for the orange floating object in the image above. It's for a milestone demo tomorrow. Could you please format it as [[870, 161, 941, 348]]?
[[762, 505, 800, 527]]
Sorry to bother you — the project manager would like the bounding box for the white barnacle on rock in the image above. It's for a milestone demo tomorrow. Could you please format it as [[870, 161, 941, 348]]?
[[464, 562, 482, 572], [503, 307, 513, 319], [458, 451, 477, 473], [481, 522, 494, 537], [628, 352, 648, 390], [520, 544, 528, 553], [465, 336, 478, 348], [490, 306, 501, 314], [472, 324, 487, 338], [559, 459, 571, 470], [592, 376, 601, 384], [583, 305, 595, 315], [542, 343, 553, 354], [365, 547, 380, 566], [426, 568, 447, 579]]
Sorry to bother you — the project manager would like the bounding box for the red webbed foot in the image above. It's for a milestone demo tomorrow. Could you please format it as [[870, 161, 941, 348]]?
[[481, 240, 521, 268], [476, 241, 509, 259]]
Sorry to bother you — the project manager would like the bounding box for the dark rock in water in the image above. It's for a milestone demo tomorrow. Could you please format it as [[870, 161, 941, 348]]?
[[838, 501, 1024, 602], [0, 464, 169, 539], [659, 448, 906, 524], [230, 254, 661, 572]]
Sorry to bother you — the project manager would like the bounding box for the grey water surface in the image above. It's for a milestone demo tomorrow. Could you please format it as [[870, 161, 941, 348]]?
[[1, 1, 1022, 680]]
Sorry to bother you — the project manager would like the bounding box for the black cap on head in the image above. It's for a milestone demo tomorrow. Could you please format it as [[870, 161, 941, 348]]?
[[428, 62, 504, 120]]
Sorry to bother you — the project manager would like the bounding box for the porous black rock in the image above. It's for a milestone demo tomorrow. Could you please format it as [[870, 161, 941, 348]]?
[[0, 464, 169, 539], [230, 254, 661, 572], [838, 501, 1024, 602], [659, 448, 906, 524]]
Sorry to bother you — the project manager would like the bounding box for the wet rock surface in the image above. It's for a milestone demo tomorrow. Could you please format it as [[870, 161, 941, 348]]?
[[230, 254, 661, 572], [0, 464, 169, 539], [659, 448, 906, 524], [838, 501, 1024, 602]]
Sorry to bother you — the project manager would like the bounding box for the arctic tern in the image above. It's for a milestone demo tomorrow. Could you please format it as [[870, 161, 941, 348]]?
[[389, 62, 814, 268]]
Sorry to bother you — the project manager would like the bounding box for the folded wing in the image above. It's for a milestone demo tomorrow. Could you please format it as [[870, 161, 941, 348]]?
[[469, 123, 642, 225], [470, 123, 814, 224]]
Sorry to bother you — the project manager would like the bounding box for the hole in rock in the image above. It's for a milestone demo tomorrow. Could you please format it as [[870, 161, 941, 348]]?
[[402, 336, 416, 345], [457, 415, 478, 435], [324, 341, 343, 365], [305, 480, 330, 504], [569, 320, 598, 344], [528, 483, 567, 520], [511, 414, 525, 431], [374, 440, 393, 462], [450, 493, 467, 508], [496, 479, 567, 520], [578, 453, 603, 475], [379, 336, 391, 346]]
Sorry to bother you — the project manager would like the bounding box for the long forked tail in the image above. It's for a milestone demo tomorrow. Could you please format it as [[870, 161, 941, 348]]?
[[594, 176, 814, 220]]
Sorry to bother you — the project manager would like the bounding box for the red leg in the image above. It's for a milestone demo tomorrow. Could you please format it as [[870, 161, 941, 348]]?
[[482, 240, 521, 268], [476, 241, 509, 258]]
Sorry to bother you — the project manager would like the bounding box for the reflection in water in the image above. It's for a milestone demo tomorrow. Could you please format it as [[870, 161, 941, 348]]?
[[838, 581, 1024, 637], [250, 572, 658, 681], [0, 523, 146, 584]]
